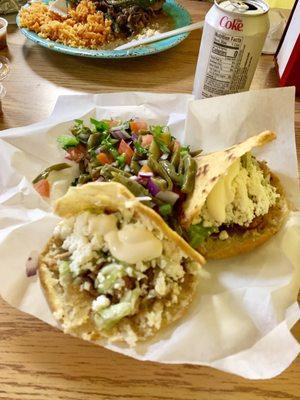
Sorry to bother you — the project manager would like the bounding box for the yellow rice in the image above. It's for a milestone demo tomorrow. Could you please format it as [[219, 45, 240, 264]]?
[[20, 0, 112, 49]]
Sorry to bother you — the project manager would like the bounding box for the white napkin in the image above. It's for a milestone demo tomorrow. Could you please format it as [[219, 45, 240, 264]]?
[[0, 89, 299, 379]]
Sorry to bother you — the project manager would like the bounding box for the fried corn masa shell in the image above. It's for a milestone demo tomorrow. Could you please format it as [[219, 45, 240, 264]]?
[[181, 131, 289, 260], [39, 182, 205, 347]]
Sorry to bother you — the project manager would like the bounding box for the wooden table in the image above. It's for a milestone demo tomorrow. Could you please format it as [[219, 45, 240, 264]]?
[[0, 1, 299, 399]]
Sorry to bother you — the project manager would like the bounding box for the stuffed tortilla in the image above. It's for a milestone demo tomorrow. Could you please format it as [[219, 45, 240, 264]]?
[[39, 182, 204, 347], [181, 131, 289, 259]]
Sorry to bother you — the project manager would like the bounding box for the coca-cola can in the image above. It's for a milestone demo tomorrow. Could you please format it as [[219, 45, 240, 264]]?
[[193, 0, 270, 99]]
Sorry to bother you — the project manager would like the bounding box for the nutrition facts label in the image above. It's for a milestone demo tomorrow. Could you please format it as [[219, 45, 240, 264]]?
[[202, 31, 244, 98]]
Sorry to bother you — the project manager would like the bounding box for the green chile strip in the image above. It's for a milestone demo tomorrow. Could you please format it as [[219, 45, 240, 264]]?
[[159, 160, 182, 185], [100, 164, 131, 179], [87, 132, 102, 149], [32, 163, 71, 184], [171, 148, 181, 169], [190, 149, 203, 157], [149, 140, 161, 160], [181, 155, 196, 193], [148, 157, 173, 190], [112, 173, 151, 199]]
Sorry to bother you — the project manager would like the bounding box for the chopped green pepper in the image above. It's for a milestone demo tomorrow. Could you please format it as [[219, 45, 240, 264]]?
[[57, 135, 79, 150], [90, 118, 110, 133], [159, 204, 172, 217], [116, 153, 126, 168], [134, 141, 148, 155]]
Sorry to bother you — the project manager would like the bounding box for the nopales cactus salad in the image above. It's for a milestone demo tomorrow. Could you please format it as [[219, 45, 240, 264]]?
[[33, 118, 201, 238]]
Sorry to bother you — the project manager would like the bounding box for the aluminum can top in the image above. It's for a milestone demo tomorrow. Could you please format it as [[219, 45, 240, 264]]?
[[215, 0, 269, 16]]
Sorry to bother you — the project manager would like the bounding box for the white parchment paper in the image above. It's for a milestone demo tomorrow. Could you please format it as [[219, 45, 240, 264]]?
[[0, 89, 299, 379]]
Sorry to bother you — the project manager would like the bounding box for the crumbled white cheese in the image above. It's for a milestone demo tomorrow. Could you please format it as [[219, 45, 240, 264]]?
[[114, 281, 125, 290], [90, 233, 103, 250], [136, 261, 149, 272], [154, 271, 167, 296], [162, 240, 185, 264], [160, 259, 184, 281], [126, 267, 133, 276], [146, 302, 163, 329], [54, 217, 75, 239], [92, 295, 110, 312], [171, 294, 178, 304], [62, 233, 88, 253], [73, 212, 90, 236], [171, 282, 180, 296], [81, 281, 92, 292], [119, 324, 138, 347], [201, 153, 279, 227], [69, 242, 96, 276], [219, 230, 229, 240]]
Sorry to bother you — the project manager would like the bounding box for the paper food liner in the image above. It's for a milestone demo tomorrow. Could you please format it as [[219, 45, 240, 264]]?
[[0, 89, 299, 380]]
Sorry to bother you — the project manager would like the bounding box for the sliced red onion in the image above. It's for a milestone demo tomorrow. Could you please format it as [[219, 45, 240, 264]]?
[[96, 176, 104, 182], [129, 175, 138, 180], [124, 165, 131, 173], [147, 178, 160, 196], [131, 133, 138, 141], [138, 171, 153, 178], [110, 129, 130, 140], [26, 250, 39, 277], [156, 190, 179, 205], [138, 160, 148, 166], [110, 125, 131, 140], [136, 196, 152, 202], [160, 153, 169, 160], [137, 172, 154, 190]]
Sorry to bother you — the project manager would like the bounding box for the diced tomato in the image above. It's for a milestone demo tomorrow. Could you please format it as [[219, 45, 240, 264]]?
[[66, 144, 86, 163], [97, 152, 114, 165], [34, 179, 50, 198], [172, 140, 181, 152], [140, 164, 152, 174], [141, 134, 153, 147], [130, 120, 148, 134], [108, 119, 120, 128], [118, 139, 134, 164]]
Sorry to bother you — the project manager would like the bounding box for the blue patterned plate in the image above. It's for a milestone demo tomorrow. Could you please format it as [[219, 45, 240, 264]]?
[[16, 0, 192, 58]]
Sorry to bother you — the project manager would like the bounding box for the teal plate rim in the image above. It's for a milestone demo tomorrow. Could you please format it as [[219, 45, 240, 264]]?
[[16, 0, 192, 59]]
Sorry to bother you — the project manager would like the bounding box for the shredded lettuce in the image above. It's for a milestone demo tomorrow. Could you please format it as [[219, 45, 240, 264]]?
[[188, 223, 219, 248], [58, 261, 71, 286]]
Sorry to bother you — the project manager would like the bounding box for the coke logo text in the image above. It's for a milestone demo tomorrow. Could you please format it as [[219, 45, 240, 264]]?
[[220, 16, 243, 31]]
